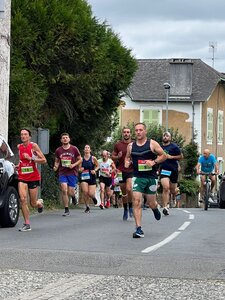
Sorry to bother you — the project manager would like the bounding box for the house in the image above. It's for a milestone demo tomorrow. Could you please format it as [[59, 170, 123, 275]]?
[[120, 58, 225, 169]]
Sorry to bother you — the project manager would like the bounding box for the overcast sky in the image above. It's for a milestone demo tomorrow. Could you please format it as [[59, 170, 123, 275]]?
[[87, 0, 225, 72]]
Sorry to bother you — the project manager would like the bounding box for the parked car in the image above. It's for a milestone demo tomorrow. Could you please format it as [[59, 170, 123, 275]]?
[[0, 135, 19, 227], [217, 173, 225, 209]]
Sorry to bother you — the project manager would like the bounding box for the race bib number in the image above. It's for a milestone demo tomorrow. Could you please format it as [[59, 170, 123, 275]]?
[[138, 160, 152, 172], [161, 169, 172, 176], [21, 166, 34, 174], [81, 170, 90, 180], [61, 159, 71, 167], [117, 172, 123, 181]]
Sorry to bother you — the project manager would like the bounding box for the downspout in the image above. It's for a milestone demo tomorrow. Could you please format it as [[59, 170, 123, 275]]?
[[192, 100, 195, 143]]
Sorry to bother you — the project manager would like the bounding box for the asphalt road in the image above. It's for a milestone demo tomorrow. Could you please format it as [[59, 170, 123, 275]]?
[[1, 205, 225, 299]]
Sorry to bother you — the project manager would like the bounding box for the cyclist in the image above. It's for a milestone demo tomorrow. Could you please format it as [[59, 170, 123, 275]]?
[[196, 149, 219, 201]]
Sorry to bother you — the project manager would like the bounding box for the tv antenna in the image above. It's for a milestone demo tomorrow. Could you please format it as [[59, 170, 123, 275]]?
[[209, 42, 217, 69]]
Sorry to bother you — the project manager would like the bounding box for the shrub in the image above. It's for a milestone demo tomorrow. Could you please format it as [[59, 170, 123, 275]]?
[[179, 179, 200, 196], [41, 163, 60, 208], [181, 141, 199, 179]]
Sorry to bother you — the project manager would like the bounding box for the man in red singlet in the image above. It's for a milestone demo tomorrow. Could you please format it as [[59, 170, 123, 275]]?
[[17, 128, 47, 232], [112, 127, 134, 221]]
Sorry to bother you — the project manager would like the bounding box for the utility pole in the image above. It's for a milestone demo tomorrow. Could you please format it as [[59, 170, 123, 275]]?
[[0, 0, 11, 140]]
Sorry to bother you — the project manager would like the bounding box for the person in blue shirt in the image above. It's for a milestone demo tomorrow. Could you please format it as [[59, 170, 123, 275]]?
[[159, 132, 183, 216], [196, 149, 219, 199]]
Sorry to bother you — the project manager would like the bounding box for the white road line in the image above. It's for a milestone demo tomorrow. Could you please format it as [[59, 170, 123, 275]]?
[[141, 231, 180, 253], [183, 210, 191, 214], [142, 211, 195, 254], [178, 221, 191, 231]]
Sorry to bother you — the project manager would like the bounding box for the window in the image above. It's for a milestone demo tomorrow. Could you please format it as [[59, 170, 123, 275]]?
[[142, 109, 161, 125], [207, 108, 213, 144], [218, 110, 223, 145]]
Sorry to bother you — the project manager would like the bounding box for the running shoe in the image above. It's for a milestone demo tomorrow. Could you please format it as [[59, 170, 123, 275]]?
[[105, 200, 110, 208], [84, 206, 90, 213], [129, 207, 133, 218], [37, 199, 44, 213], [92, 197, 98, 205], [123, 209, 128, 221], [162, 207, 169, 216], [19, 224, 31, 232], [72, 196, 78, 205], [99, 203, 104, 209], [152, 207, 161, 220], [62, 211, 70, 216], [133, 227, 144, 238]]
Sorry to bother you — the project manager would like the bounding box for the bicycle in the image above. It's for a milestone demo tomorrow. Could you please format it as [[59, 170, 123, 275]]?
[[200, 172, 216, 211]]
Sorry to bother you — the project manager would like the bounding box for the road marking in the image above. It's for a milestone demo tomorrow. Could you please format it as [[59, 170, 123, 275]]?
[[142, 231, 180, 253], [183, 210, 191, 213], [142, 210, 195, 254], [178, 221, 191, 231], [189, 214, 194, 219]]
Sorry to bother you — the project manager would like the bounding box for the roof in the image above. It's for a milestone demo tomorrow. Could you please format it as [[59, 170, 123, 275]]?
[[128, 59, 225, 102]]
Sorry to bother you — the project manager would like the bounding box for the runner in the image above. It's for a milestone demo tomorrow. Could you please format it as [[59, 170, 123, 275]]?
[[112, 127, 134, 220], [125, 123, 167, 238], [98, 150, 116, 209], [79, 145, 99, 213], [17, 128, 46, 232], [159, 131, 183, 216], [53, 133, 82, 216]]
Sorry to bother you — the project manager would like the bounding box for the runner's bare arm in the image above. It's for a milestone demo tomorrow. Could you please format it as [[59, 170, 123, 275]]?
[[111, 161, 117, 174], [124, 143, 132, 168], [53, 157, 60, 171], [148, 140, 167, 166], [70, 155, 82, 169], [167, 152, 183, 160], [31, 143, 47, 164], [91, 156, 99, 174]]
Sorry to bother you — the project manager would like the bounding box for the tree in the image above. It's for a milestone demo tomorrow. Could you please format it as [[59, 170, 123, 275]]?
[[9, 0, 137, 151]]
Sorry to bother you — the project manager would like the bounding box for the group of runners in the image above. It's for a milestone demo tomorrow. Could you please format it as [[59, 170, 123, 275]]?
[[17, 123, 185, 238]]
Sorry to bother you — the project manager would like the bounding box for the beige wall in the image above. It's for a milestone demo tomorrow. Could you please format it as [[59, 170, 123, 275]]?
[[120, 109, 140, 126], [120, 108, 192, 144], [162, 110, 192, 144], [201, 84, 225, 158]]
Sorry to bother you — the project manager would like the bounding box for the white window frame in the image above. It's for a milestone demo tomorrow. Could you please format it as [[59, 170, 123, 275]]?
[[140, 106, 162, 126], [207, 108, 213, 144], [217, 110, 223, 145]]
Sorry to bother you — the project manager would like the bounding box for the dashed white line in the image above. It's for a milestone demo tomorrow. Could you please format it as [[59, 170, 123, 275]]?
[[178, 221, 191, 231], [142, 210, 195, 254], [142, 231, 180, 253]]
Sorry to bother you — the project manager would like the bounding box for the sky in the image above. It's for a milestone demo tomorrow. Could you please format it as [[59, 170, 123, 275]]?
[[87, 0, 225, 73]]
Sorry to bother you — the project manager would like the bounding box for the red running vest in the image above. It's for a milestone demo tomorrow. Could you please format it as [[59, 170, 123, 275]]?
[[18, 142, 40, 181]]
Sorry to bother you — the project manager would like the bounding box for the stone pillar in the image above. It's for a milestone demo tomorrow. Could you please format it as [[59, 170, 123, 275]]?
[[0, 0, 11, 140]]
